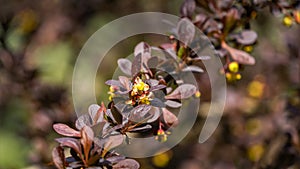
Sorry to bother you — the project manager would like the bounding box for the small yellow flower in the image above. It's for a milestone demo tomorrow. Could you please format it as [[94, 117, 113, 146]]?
[[283, 15, 293, 27], [228, 61, 239, 73], [243, 45, 253, 53], [140, 96, 151, 105], [155, 129, 168, 142], [195, 91, 201, 98], [226, 72, 242, 82]]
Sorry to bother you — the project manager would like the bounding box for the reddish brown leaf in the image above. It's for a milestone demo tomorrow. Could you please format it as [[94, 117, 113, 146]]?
[[81, 126, 94, 161], [53, 123, 81, 137], [52, 146, 65, 169]]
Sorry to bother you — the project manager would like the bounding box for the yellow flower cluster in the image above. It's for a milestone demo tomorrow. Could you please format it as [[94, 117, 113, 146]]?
[[108, 86, 116, 101], [127, 77, 152, 105], [155, 129, 168, 142], [226, 61, 242, 82]]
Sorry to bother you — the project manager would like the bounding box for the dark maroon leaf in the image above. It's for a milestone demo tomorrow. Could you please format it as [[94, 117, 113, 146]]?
[[131, 53, 142, 76], [177, 18, 195, 46], [147, 56, 159, 68], [55, 138, 82, 157], [150, 98, 165, 108], [235, 30, 258, 45], [52, 146, 65, 169], [162, 108, 179, 127], [113, 159, 140, 169], [53, 123, 81, 137], [129, 104, 152, 122], [149, 84, 166, 92], [165, 84, 197, 99], [182, 65, 204, 73], [76, 114, 92, 130], [118, 59, 132, 76], [180, 0, 196, 18], [222, 42, 255, 65], [165, 100, 182, 108]]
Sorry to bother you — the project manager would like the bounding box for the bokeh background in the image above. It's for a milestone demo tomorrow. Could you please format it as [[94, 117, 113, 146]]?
[[0, 0, 299, 169]]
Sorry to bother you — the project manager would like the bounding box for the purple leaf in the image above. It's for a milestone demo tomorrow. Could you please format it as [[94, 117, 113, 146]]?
[[53, 123, 81, 137], [180, 0, 196, 18], [104, 135, 124, 152], [105, 80, 122, 87], [165, 84, 197, 99], [55, 138, 82, 157], [75, 114, 92, 130], [182, 65, 204, 73], [113, 159, 140, 169], [150, 98, 165, 108], [192, 55, 211, 60], [52, 146, 65, 169], [129, 104, 152, 122], [118, 76, 130, 90], [118, 59, 132, 76], [131, 53, 142, 76], [106, 156, 126, 164], [162, 108, 179, 127], [129, 124, 152, 132], [88, 104, 104, 124], [235, 30, 257, 45], [177, 18, 195, 46], [134, 42, 151, 57], [149, 84, 166, 92], [165, 100, 182, 108], [222, 42, 255, 65]]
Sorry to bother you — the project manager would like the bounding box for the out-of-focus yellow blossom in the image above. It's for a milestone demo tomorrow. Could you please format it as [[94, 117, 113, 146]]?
[[247, 80, 265, 98], [283, 15, 293, 27], [248, 143, 264, 162], [243, 45, 253, 53], [195, 91, 201, 98], [152, 151, 172, 168], [226, 72, 241, 82], [246, 118, 261, 136], [16, 9, 38, 34]]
